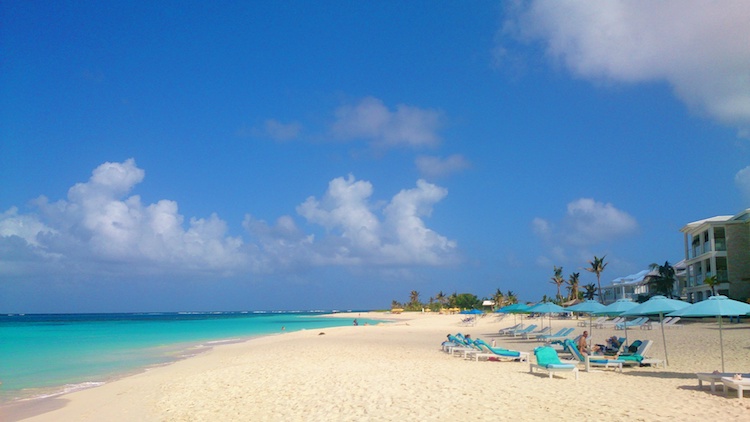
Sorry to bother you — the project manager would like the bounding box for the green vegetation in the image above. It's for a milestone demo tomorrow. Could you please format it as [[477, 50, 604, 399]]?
[[391, 289, 517, 312]]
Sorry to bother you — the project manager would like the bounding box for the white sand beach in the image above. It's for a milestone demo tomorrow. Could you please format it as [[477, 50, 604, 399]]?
[[5, 312, 750, 421]]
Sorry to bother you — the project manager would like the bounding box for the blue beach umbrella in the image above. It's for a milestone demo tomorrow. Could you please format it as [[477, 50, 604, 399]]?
[[566, 300, 606, 344], [594, 299, 639, 346], [668, 295, 750, 372], [497, 303, 531, 313], [459, 309, 482, 326], [527, 302, 565, 331], [496, 303, 531, 326], [621, 295, 689, 366]]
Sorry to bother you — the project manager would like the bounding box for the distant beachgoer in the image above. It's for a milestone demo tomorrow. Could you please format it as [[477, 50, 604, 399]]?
[[441, 334, 457, 349], [281, 326, 285, 331], [353, 319, 358, 326]]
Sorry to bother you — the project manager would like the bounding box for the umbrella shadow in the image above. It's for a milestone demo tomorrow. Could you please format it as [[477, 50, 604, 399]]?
[[621, 370, 696, 380], [714, 325, 750, 330]]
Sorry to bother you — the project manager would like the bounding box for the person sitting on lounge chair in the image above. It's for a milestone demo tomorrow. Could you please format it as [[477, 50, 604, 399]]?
[[577, 331, 593, 355], [578, 331, 614, 357], [595, 336, 622, 354]]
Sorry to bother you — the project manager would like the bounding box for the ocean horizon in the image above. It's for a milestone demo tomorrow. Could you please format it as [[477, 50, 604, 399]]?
[[0, 310, 375, 404]]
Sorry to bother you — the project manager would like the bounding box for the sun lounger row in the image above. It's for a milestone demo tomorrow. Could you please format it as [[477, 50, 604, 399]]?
[[441, 333, 529, 362], [537, 327, 575, 342], [615, 317, 649, 330], [500, 324, 539, 337], [577, 316, 606, 327]]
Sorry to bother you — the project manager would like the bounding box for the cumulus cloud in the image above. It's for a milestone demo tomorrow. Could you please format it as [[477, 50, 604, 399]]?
[[501, 0, 750, 136], [735, 166, 750, 201], [415, 154, 470, 179], [1, 160, 458, 278], [534, 198, 638, 247], [297, 175, 458, 265], [31, 159, 245, 272], [331, 97, 443, 148]]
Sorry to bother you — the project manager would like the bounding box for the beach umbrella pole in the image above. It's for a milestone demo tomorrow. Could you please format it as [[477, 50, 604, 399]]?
[[659, 313, 669, 366], [719, 315, 725, 373]]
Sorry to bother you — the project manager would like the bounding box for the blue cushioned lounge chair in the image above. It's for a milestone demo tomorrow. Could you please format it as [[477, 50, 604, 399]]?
[[563, 339, 625, 372], [529, 346, 578, 379]]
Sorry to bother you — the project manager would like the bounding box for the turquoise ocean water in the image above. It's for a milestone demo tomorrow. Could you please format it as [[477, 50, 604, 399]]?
[[0, 311, 374, 404]]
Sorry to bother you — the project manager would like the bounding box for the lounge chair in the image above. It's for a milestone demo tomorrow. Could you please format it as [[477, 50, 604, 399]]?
[[578, 317, 605, 327], [617, 340, 664, 367], [522, 326, 552, 339], [498, 323, 522, 335], [721, 376, 750, 398], [508, 324, 538, 337], [563, 339, 625, 372], [529, 346, 578, 379], [595, 317, 624, 328], [697, 372, 750, 393], [444, 334, 480, 355], [470, 339, 529, 362], [663, 316, 683, 329], [534, 327, 567, 340], [539, 327, 575, 343], [615, 317, 649, 330]]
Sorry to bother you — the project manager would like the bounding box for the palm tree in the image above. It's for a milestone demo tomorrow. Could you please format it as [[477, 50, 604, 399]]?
[[567, 272, 580, 301], [505, 290, 518, 305], [492, 288, 505, 309], [435, 291, 447, 308], [550, 266, 565, 302], [408, 290, 421, 310], [648, 261, 676, 298], [702, 275, 727, 296], [583, 283, 597, 301], [586, 255, 608, 303], [391, 299, 402, 309]]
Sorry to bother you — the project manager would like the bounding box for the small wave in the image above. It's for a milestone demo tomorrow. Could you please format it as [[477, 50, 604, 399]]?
[[19, 381, 106, 402], [203, 338, 242, 345]]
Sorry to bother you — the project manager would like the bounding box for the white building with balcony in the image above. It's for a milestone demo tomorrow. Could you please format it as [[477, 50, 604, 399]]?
[[601, 261, 686, 304], [681, 209, 750, 302]]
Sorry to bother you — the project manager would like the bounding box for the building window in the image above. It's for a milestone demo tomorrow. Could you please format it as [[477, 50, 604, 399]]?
[[714, 227, 726, 251]]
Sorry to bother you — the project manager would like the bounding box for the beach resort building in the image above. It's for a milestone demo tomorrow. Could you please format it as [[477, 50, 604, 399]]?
[[601, 261, 687, 304], [681, 209, 750, 302]]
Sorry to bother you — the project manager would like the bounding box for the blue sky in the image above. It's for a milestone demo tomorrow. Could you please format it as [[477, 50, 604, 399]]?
[[2, 1, 750, 313]]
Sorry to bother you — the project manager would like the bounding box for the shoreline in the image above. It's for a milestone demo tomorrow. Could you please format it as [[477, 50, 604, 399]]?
[[4, 312, 750, 421], [0, 312, 384, 421]]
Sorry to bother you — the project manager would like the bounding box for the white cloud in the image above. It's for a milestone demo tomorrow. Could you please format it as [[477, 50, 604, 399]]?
[[1, 160, 458, 278], [29, 159, 246, 271], [533, 198, 638, 249], [502, 0, 750, 136], [331, 97, 443, 148], [0, 207, 55, 248], [564, 198, 638, 245], [263, 119, 301, 141], [415, 154, 470, 179], [735, 166, 750, 201], [297, 175, 458, 265]]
